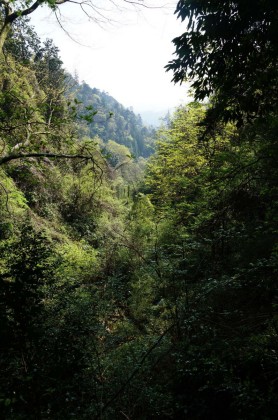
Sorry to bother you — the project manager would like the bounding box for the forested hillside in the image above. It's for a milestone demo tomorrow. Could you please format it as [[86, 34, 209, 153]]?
[[74, 82, 155, 157], [0, 1, 278, 419]]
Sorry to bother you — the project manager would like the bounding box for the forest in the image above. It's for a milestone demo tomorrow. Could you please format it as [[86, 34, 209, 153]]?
[[0, 0, 277, 419]]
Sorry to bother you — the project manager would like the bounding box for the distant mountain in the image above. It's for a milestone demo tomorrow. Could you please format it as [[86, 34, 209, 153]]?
[[140, 110, 170, 127], [74, 82, 156, 158]]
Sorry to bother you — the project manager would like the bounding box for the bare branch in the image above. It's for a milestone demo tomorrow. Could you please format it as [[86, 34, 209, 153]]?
[[0, 151, 96, 165], [122, 0, 167, 9], [54, 8, 88, 45]]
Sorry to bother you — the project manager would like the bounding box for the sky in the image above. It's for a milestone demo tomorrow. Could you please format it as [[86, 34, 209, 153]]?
[[30, 1, 190, 116]]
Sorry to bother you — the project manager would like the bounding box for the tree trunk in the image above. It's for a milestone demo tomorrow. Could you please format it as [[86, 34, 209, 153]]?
[[0, 23, 11, 55]]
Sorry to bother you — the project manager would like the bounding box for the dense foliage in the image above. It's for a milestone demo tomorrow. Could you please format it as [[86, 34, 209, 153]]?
[[0, 2, 278, 419], [144, 104, 278, 418], [166, 0, 278, 125]]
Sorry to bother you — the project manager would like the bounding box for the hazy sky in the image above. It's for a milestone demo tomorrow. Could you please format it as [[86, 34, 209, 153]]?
[[30, 1, 189, 114]]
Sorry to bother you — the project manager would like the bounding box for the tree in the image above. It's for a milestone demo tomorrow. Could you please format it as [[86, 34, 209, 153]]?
[[166, 0, 278, 125], [0, 23, 106, 174], [0, 1, 161, 54], [0, 224, 58, 417], [144, 103, 278, 419], [3, 17, 41, 63]]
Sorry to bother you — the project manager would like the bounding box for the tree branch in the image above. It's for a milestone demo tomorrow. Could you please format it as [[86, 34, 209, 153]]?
[[123, 0, 165, 8], [0, 151, 96, 165], [7, 0, 44, 24]]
